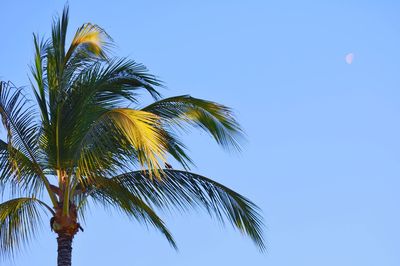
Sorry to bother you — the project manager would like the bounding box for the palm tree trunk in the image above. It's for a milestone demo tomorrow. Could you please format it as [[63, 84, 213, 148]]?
[[57, 234, 73, 266]]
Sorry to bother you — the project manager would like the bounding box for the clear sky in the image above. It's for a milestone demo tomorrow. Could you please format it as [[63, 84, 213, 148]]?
[[1, 1, 400, 265]]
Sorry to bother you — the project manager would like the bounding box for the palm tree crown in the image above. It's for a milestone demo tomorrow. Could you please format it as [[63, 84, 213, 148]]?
[[0, 6, 264, 265]]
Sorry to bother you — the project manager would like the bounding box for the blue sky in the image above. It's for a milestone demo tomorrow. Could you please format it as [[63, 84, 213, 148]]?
[[1, 1, 400, 265]]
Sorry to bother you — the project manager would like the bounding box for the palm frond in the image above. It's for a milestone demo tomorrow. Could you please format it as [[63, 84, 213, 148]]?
[[65, 22, 112, 62], [74, 120, 133, 180], [111, 170, 265, 251], [142, 95, 244, 151], [0, 140, 44, 196], [0, 82, 58, 206], [106, 109, 167, 172], [43, 58, 164, 172], [68, 58, 162, 106], [49, 4, 69, 82], [0, 197, 52, 259], [30, 34, 49, 124], [73, 108, 168, 182], [163, 130, 194, 170], [84, 177, 176, 249], [0, 81, 39, 159]]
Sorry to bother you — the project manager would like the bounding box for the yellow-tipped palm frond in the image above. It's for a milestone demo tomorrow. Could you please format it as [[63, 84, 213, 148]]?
[[76, 109, 167, 180], [104, 109, 167, 176], [143, 95, 244, 153], [66, 22, 112, 62]]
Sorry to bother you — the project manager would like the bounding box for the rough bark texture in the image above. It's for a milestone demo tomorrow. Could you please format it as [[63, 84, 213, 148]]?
[[57, 234, 73, 266], [52, 203, 80, 236]]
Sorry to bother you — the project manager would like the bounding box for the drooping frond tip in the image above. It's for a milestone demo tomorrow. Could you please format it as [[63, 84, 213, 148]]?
[[85, 177, 177, 249], [111, 170, 266, 251], [0, 198, 52, 259], [66, 22, 113, 61], [143, 95, 245, 152]]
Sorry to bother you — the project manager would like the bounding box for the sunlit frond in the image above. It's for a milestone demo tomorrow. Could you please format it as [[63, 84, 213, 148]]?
[[73, 108, 167, 181], [66, 23, 112, 62], [111, 170, 265, 251], [0, 197, 52, 259], [104, 109, 167, 175], [142, 95, 244, 151]]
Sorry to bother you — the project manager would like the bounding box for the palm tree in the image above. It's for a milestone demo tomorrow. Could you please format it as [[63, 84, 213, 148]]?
[[0, 6, 264, 266]]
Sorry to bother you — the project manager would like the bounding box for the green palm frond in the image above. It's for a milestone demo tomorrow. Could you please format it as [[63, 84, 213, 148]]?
[[142, 95, 244, 151], [0, 82, 57, 205], [0, 140, 43, 196], [30, 34, 49, 124], [163, 130, 194, 170], [110, 170, 265, 251], [67, 58, 162, 106], [0, 197, 53, 259], [84, 177, 177, 249], [74, 120, 132, 179], [0, 81, 39, 159], [46, 5, 69, 99]]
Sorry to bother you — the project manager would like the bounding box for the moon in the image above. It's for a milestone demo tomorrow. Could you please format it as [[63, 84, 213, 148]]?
[[345, 53, 354, 64]]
